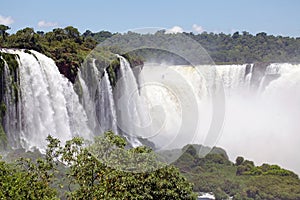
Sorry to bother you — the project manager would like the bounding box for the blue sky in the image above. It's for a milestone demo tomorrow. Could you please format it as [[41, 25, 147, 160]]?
[[1, 0, 300, 36]]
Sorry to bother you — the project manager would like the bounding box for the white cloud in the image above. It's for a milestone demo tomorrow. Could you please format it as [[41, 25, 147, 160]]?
[[165, 26, 184, 34], [192, 24, 204, 33], [38, 20, 58, 28], [0, 15, 14, 25]]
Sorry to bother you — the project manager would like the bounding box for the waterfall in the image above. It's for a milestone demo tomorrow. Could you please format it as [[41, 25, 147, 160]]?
[[245, 64, 253, 90], [256, 63, 298, 93], [1, 49, 300, 174], [115, 55, 152, 147], [77, 70, 98, 134], [139, 64, 212, 149], [138, 64, 252, 149], [78, 55, 150, 147], [214, 64, 250, 95], [78, 59, 119, 136], [1, 49, 92, 151], [139, 62, 300, 175], [96, 69, 118, 135], [1, 57, 21, 147], [257, 76, 266, 93]]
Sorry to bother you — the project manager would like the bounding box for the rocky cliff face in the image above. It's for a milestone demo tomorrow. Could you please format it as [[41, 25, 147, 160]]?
[[250, 62, 282, 90], [56, 60, 79, 83], [55, 53, 144, 85], [250, 62, 270, 87], [0, 51, 20, 150]]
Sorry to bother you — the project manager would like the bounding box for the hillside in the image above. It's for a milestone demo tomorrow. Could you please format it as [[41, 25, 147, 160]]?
[[171, 144, 300, 200]]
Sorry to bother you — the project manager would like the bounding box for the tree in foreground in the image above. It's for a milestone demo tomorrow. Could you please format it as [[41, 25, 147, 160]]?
[[0, 155, 58, 199], [0, 131, 196, 199], [45, 131, 196, 199]]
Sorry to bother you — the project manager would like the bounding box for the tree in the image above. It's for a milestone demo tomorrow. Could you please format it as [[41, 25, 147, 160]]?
[[7, 27, 43, 51], [235, 156, 244, 166], [0, 24, 10, 41], [90, 30, 114, 42], [0, 156, 58, 199], [37, 31, 44, 36], [82, 30, 93, 37], [64, 26, 80, 39], [45, 132, 196, 199], [185, 145, 197, 157], [52, 28, 68, 41], [232, 31, 240, 39]]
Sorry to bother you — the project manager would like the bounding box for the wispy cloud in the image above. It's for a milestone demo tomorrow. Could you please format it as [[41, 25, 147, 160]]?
[[192, 24, 204, 33], [38, 20, 58, 28], [0, 15, 14, 25], [165, 26, 184, 34]]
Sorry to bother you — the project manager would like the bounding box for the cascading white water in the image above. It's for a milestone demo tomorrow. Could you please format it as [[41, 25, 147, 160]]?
[[257, 63, 298, 93], [245, 64, 253, 89], [139, 62, 300, 175], [1, 58, 22, 147], [2, 49, 92, 151], [97, 69, 119, 134], [78, 59, 119, 136], [115, 55, 152, 146], [139, 64, 250, 149], [77, 70, 99, 134], [215, 64, 251, 95], [139, 64, 212, 149]]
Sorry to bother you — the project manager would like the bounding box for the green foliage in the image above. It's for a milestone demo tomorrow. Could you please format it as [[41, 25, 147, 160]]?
[[6, 27, 43, 51], [173, 146, 300, 199], [1, 134, 299, 199], [235, 156, 244, 166], [235, 159, 297, 178], [83, 30, 114, 43], [0, 24, 10, 41], [50, 131, 196, 199], [0, 52, 19, 72], [0, 132, 196, 199], [188, 31, 300, 63], [85, 30, 300, 64], [0, 124, 7, 150], [108, 58, 120, 87], [0, 156, 58, 199], [204, 153, 231, 165]]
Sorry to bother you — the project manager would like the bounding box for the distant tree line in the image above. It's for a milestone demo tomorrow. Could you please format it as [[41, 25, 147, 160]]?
[[84, 29, 300, 64], [87, 29, 300, 64], [186, 31, 300, 63], [1, 25, 300, 81]]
